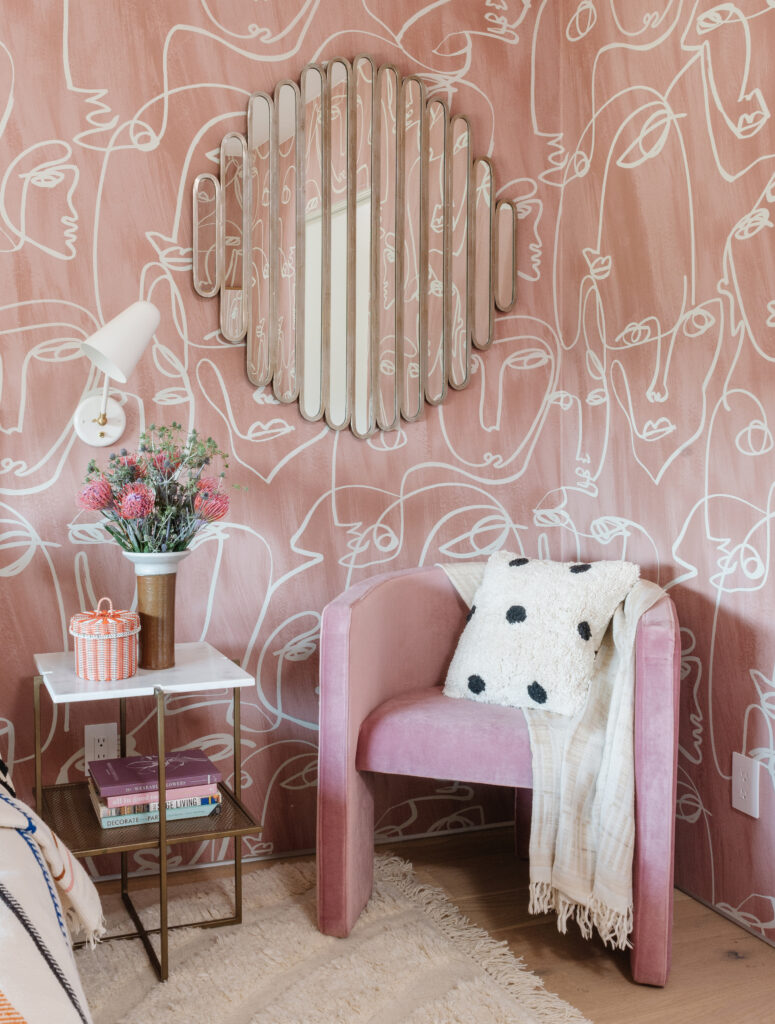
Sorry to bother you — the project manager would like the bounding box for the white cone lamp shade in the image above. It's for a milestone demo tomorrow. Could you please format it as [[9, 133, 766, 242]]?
[[73, 301, 161, 446]]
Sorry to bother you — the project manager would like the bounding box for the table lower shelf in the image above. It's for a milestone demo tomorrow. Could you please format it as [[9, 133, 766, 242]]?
[[40, 781, 260, 858]]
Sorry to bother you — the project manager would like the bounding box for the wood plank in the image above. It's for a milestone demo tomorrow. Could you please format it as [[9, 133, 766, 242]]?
[[382, 827, 775, 1023]]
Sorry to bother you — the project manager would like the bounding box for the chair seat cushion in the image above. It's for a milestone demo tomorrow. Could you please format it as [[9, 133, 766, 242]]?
[[356, 686, 533, 788]]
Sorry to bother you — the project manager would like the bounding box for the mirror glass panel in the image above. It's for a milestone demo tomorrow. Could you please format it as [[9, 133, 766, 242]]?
[[327, 59, 352, 430], [472, 157, 494, 351], [193, 57, 517, 433], [399, 77, 424, 422], [495, 199, 517, 312], [376, 65, 399, 430], [247, 95, 272, 384], [220, 132, 248, 342], [448, 115, 471, 389], [352, 56, 375, 439], [300, 65, 324, 421], [274, 81, 300, 401], [425, 99, 446, 405], [192, 173, 220, 298]]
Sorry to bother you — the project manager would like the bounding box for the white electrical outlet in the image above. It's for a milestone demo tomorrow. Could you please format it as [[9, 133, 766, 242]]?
[[732, 752, 761, 818], [84, 723, 119, 768]]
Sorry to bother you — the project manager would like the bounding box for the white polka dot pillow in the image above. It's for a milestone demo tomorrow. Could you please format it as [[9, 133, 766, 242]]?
[[443, 553, 640, 716]]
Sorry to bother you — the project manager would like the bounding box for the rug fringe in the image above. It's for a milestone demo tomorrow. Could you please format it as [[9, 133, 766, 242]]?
[[377, 855, 592, 1024], [78, 855, 592, 1024]]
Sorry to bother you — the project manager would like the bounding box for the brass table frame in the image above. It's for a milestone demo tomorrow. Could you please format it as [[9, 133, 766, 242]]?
[[34, 676, 261, 981]]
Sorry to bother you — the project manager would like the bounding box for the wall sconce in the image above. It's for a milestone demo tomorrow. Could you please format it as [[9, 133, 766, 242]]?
[[73, 301, 160, 446]]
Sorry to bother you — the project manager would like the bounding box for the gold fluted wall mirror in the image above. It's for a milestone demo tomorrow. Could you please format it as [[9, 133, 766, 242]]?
[[192, 56, 517, 436]]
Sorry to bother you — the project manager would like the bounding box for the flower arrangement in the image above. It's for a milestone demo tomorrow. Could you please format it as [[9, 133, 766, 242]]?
[[77, 423, 231, 553]]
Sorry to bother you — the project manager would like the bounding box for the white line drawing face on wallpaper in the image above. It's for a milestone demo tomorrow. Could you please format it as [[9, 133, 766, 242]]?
[[0, 140, 80, 260], [62, 0, 320, 150], [0, 303, 98, 496], [552, 86, 728, 485]]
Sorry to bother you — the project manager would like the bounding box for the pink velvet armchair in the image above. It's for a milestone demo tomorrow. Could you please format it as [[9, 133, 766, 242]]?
[[316, 566, 681, 986]]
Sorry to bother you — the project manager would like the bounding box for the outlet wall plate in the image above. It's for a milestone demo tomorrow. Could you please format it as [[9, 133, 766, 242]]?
[[84, 722, 119, 767], [732, 751, 761, 818]]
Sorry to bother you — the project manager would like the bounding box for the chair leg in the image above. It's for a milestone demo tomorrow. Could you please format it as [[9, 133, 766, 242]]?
[[514, 788, 532, 860], [317, 764, 376, 937]]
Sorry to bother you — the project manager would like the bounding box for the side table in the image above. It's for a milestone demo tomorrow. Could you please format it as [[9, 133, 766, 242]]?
[[33, 641, 261, 981]]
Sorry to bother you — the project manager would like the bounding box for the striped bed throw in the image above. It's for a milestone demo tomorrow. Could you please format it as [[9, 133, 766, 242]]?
[[0, 790, 103, 1024]]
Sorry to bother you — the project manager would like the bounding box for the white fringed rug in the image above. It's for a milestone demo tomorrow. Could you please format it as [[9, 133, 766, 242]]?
[[75, 856, 589, 1024]]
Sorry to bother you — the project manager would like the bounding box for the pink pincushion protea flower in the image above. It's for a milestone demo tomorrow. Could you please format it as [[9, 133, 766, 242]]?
[[152, 449, 181, 476], [194, 492, 230, 522], [76, 478, 113, 511], [196, 477, 222, 498], [118, 482, 155, 520], [114, 453, 145, 478]]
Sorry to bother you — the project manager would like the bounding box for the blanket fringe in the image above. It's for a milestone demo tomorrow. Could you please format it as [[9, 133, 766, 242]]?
[[529, 882, 633, 951], [65, 906, 106, 948]]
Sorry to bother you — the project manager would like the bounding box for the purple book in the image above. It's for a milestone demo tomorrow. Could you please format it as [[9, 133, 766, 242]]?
[[89, 749, 222, 797]]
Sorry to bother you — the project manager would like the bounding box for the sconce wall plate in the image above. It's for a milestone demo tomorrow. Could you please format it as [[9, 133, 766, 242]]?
[[192, 56, 518, 436], [73, 394, 126, 447]]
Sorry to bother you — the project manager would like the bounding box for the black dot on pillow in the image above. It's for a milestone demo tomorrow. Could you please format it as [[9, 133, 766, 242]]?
[[468, 674, 486, 695], [577, 621, 591, 641], [466, 604, 476, 623], [509, 557, 529, 567], [506, 605, 527, 624], [570, 563, 592, 574], [527, 681, 547, 704]]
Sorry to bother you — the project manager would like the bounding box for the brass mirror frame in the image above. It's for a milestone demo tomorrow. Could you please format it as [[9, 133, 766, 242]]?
[[494, 198, 518, 313], [192, 172, 221, 299]]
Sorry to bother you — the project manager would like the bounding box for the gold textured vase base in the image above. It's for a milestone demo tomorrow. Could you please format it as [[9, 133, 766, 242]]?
[[137, 572, 177, 670]]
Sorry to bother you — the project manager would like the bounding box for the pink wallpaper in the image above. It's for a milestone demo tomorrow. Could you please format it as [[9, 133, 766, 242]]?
[[2, 0, 775, 944]]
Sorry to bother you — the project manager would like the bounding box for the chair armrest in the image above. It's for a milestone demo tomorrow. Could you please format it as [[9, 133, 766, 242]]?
[[317, 565, 468, 934], [319, 566, 467, 748], [631, 593, 681, 985]]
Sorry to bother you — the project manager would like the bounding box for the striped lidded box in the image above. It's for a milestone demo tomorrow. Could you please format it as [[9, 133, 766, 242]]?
[[69, 598, 141, 682]]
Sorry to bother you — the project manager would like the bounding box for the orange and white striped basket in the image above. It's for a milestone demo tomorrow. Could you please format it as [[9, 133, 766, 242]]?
[[69, 598, 141, 682]]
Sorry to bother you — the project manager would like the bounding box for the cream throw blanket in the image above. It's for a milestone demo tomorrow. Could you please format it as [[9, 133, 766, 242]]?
[[440, 562, 665, 949]]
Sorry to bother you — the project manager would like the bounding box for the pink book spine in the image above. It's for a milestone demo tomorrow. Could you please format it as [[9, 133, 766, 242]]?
[[102, 782, 220, 808]]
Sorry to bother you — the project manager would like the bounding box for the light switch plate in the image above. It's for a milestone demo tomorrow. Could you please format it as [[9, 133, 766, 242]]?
[[732, 752, 761, 818], [84, 723, 119, 767]]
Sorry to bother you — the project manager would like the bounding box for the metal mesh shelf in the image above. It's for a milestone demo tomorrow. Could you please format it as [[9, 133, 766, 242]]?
[[41, 781, 258, 859]]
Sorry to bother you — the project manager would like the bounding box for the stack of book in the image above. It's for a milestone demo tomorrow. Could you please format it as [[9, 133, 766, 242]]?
[[88, 749, 223, 829]]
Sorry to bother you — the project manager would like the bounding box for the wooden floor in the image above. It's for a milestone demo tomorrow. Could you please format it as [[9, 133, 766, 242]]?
[[106, 827, 775, 1023], [380, 827, 775, 1024]]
